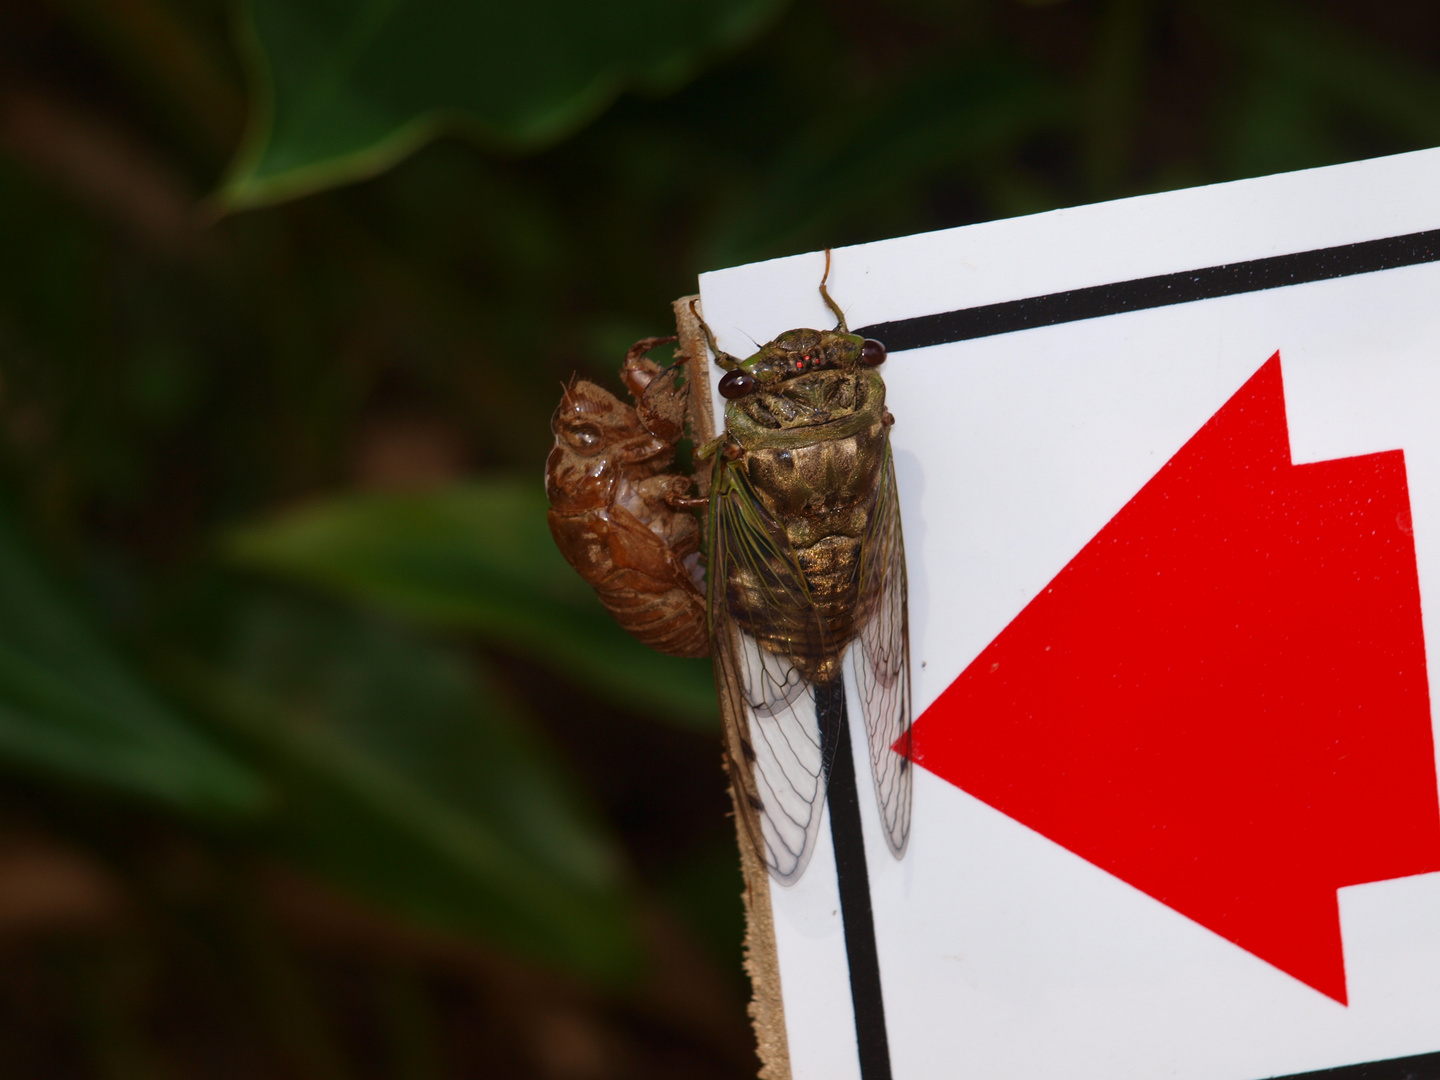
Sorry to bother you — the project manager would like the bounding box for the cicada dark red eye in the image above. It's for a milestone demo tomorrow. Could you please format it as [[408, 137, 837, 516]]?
[[718, 369, 757, 399], [861, 339, 887, 366]]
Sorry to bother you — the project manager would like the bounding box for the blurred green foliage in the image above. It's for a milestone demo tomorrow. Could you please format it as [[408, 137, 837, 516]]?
[[191, 591, 637, 978], [224, 0, 787, 206], [0, 509, 264, 815], [226, 480, 717, 723], [1, 0, 1439, 1075]]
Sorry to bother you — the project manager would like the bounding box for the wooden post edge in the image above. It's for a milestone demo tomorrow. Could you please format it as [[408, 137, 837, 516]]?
[[672, 295, 793, 1080]]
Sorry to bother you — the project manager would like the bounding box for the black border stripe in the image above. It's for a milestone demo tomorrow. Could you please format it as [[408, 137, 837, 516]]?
[[1267, 1050, 1440, 1080], [819, 680, 893, 1080], [853, 227, 1440, 353]]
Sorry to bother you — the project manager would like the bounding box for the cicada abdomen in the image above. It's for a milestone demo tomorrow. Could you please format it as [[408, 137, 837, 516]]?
[[545, 337, 710, 659]]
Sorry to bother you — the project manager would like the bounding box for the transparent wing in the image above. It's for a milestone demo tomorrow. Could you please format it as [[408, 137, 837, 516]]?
[[850, 449, 912, 859], [709, 456, 835, 886]]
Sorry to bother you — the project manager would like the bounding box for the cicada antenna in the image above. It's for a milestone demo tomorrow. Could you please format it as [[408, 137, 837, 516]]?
[[818, 247, 848, 332], [689, 298, 745, 371]]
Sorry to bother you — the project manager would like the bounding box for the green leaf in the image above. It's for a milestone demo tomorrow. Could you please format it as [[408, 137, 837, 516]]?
[[221, 0, 788, 208], [0, 514, 265, 815], [185, 595, 639, 980], [225, 480, 718, 728]]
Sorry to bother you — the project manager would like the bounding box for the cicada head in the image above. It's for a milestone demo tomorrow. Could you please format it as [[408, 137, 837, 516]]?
[[546, 378, 652, 509], [728, 328, 885, 386], [717, 328, 888, 431], [551, 378, 643, 454]]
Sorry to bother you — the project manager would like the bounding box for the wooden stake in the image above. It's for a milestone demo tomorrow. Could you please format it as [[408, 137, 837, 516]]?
[[672, 295, 792, 1080]]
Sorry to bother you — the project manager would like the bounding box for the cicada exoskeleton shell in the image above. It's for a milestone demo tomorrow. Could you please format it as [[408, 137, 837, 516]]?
[[545, 337, 710, 659]]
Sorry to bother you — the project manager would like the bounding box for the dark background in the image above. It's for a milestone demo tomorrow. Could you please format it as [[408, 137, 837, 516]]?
[[0, 0, 1437, 1076]]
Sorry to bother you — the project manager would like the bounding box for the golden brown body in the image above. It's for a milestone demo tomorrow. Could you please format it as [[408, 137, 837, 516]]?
[[719, 364, 892, 685], [545, 338, 709, 659], [701, 292, 910, 885]]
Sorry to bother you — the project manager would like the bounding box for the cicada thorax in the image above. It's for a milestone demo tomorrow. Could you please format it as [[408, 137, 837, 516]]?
[[545, 338, 710, 659]]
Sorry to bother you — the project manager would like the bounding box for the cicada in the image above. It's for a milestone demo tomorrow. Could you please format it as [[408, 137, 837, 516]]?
[[698, 253, 912, 885], [546, 337, 710, 659]]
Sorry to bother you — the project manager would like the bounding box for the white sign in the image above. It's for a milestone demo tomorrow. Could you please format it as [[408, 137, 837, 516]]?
[[698, 147, 1440, 1080]]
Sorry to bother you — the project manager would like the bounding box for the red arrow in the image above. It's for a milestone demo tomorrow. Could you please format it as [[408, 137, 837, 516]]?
[[910, 353, 1440, 1004]]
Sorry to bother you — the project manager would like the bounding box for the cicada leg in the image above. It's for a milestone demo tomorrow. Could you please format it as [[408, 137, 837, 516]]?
[[688, 299, 745, 371], [620, 335, 677, 399]]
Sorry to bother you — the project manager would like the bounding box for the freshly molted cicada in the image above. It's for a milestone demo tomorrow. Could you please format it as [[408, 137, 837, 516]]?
[[698, 254, 912, 885]]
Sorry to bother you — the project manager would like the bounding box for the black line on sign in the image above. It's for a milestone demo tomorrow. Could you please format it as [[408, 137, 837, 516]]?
[[1264, 1049, 1440, 1079], [853, 227, 1440, 352], [818, 679, 893, 1080]]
